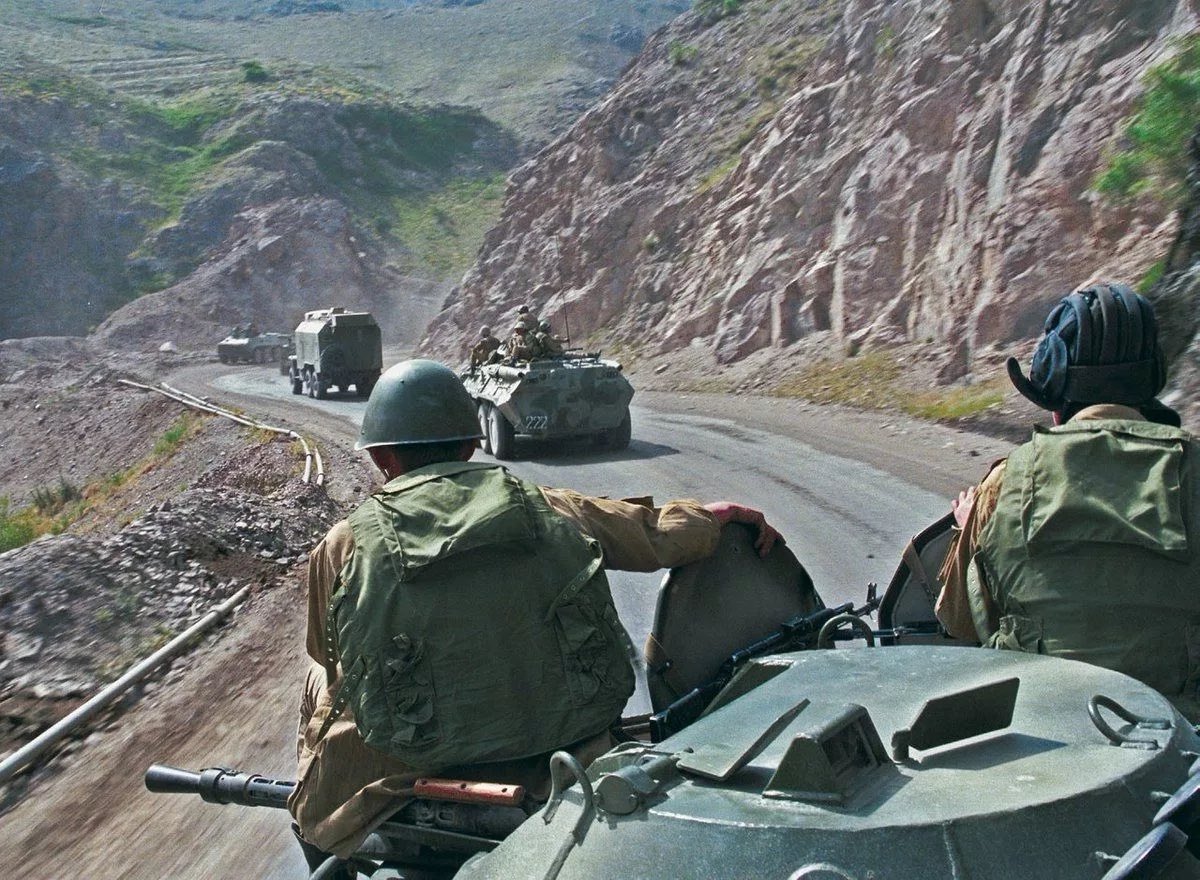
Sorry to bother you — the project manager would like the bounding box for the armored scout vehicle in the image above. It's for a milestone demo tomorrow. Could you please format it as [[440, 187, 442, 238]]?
[[146, 523, 1200, 879], [287, 307, 382, 399], [216, 328, 291, 365], [462, 354, 634, 459]]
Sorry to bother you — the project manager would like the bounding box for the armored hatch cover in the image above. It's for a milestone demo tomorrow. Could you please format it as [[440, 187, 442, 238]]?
[[459, 647, 1200, 880], [646, 522, 821, 713]]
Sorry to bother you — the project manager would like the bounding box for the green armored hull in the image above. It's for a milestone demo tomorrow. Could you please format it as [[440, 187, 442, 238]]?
[[216, 331, 291, 365], [462, 355, 634, 459], [459, 646, 1200, 880]]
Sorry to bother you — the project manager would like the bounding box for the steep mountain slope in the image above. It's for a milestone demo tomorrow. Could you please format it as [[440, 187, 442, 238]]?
[[424, 0, 1197, 382], [0, 0, 687, 145], [0, 66, 515, 341]]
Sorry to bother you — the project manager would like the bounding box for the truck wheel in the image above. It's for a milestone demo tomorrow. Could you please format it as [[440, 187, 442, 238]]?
[[478, 403, 493, 455], [218, 354, 229, 364], [315, 374, 329, 400], [607, 411, 632, 450], [488, 406, 514, 460], [290, 368, 303, 395]]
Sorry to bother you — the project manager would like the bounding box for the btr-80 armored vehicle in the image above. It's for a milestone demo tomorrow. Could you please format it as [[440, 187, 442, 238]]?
[[288, 307, 382, 399], [147, 523, 1200, 880], [215, 328, 291, 365], [462, 354, 634, 459]]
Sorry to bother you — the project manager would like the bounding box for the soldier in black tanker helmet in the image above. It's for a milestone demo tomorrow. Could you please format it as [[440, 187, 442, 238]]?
[[468, 325, 500, 368], [289, 359, 781, 871], [936, 280, 1200, 719]]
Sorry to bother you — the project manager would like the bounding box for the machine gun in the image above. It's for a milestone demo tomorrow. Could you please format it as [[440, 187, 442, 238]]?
[[145, 764, 534, 880], [647, 585, 881, 741]]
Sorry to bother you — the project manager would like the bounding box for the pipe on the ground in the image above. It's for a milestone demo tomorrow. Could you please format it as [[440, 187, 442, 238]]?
[[0, 585, 251, 787], [118, 379, 324, 485]]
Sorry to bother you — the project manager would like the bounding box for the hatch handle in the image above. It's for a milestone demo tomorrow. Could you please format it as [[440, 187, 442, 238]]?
[[1088, 695, 1170, 750], [816, 613, 877, 648], [541, 751, 596, 880], [544, 751, 595, 833]]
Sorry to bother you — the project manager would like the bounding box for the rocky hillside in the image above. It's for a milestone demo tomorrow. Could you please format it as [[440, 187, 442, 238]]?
[[424, 0, 1197, 384], [2, 0, 687, 145], [0, 66, 516, 343]]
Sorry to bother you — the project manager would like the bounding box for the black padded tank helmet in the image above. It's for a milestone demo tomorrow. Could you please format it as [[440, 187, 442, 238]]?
[[1007, 280, 1167, 411]]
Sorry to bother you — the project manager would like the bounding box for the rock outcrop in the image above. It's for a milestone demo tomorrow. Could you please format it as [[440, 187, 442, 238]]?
[[0, 79, 513, 344], [424, 0, 1198, 379], [95, 197, 448, 350]]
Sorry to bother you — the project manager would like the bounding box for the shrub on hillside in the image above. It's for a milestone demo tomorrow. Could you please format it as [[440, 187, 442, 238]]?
[[1096, 35, 1200, 206], [696, 0, 739, 26], [241, 61, 271, 83]]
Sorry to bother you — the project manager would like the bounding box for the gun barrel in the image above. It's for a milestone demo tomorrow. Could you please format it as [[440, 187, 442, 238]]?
[[144, 764, 294, 809], [145, 764, 203, 795]]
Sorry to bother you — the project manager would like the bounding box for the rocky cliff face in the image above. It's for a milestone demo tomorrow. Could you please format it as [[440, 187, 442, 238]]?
[[424, 0, 1198, 380]]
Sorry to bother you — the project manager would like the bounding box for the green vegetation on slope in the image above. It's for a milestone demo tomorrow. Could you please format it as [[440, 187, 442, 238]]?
[[773, 350, 1007, 421], [1096, 35, 1200, 206], [0, 414, 205, 553], [1, 58, 512, 290], [389, 174, 508, 276]]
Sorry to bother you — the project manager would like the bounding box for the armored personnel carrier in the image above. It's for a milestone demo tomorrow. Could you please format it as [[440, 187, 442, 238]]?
[[462, 354, 634, 459], [146, 524, 1200, 880], [215, 328, 291, 365], [287, 307, 382, 399]]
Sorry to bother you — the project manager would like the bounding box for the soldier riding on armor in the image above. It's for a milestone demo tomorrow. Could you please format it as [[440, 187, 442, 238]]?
[[936, 279, 1200, 720]]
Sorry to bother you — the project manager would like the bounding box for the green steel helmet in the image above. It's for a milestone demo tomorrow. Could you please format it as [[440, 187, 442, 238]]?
[[355, 359, 484, 450], [480, 326, 492, 338], [514, 318, 531, 332], [538, 320, 551, 332]]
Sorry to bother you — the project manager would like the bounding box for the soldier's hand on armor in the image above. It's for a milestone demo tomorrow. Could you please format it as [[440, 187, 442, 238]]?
[[952, 486, 977, 529], [703, 502, 781, 557]]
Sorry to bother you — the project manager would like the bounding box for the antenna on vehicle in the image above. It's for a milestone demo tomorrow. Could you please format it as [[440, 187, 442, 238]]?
[[563, 305, 572, 345]]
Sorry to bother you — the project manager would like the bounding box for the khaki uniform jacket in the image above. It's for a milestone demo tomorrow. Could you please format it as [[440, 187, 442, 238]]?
[[292, 487, 720, 856], [469, 336, 500, 367]]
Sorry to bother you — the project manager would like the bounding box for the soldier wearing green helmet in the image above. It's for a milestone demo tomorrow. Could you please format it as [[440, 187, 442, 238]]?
[[288, 359, 782, 871], [468, 326, 501, 369], [936, 280, 1200, 720], [504, 317, 536, 362]]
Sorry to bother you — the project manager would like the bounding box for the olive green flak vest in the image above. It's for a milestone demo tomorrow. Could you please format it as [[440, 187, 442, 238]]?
[[325, 461, 635, 768], [975, 419, 1200, 717]]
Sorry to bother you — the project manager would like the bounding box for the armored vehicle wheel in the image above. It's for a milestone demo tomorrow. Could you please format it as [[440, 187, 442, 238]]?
[[606, 410, 632, 450], [478, 403, 493, 455], [488, 405, 514, 460], [254, 348, 265, 364], [218, 354, 229, 364]]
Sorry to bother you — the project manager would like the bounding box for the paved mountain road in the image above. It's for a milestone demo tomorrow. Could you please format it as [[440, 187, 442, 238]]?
[[3, 362, 1014, 879]]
